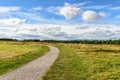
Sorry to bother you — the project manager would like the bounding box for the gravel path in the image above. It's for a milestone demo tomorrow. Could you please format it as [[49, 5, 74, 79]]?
[[0, 45, 59, 80]]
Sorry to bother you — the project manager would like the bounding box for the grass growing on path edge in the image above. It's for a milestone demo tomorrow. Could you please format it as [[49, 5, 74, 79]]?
[[42, 44, 120, 80], [0, 46, 49, 75], [42, 45, 84, 80]]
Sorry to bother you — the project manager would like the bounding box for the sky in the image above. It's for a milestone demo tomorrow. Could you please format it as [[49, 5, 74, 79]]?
[[0, 0, 120, 40]]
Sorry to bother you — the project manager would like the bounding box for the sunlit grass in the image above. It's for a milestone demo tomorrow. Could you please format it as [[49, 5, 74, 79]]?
[[0, 42, 41, 58], [43, 43, 120, 80], [0, 42, 49, 75]]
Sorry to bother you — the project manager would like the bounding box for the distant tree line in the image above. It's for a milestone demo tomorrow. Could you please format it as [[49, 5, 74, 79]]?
[[23, 39, 40, 42], [0, 38, 120, 44], [23, 39, 120, 44], [63, 40, 120, 44], [0, 38, 18, 41]]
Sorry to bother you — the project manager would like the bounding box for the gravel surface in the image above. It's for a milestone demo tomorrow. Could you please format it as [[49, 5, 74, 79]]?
[[0, 45, 59, 80]]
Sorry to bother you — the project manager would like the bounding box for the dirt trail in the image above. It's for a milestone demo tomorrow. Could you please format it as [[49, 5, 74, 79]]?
[[0, 45, 59, 80]]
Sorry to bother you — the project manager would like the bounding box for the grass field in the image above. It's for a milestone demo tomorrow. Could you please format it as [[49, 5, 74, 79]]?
[[0, 42, 42, 58], [0, 42, 120, 79], [43, 43, 120, 80], [0, 42, 49, 75]]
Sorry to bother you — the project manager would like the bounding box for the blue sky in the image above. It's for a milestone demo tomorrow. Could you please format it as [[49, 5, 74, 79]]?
[[0, 0, 120, 40]]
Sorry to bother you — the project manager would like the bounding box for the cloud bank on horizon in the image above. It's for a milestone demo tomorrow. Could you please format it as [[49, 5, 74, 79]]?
[[0, 0, 120, 40]]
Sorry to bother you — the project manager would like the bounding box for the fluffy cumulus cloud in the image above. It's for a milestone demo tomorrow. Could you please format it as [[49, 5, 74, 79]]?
[[47, 2, 106, 21], [58, 3, 81, 20], [82, 10, 106, 22], [0, 6, 20, 13], [0, 18, 26, 25]]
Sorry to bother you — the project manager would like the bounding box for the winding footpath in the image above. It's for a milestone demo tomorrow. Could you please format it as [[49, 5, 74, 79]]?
[[0, 45, 59, 80]]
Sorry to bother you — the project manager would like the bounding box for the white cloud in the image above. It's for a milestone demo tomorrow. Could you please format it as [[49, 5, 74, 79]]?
[[0, 18, 26, 25], [82, 10, 106, 22], [46, 2, 107, 21], [0, 23, 120, 40], [46, 2, 88, 14], [58, 3, 81, 20], [0, 6, 20, 13], [46, 2, 82, 20], [32, 7, 42, 11]]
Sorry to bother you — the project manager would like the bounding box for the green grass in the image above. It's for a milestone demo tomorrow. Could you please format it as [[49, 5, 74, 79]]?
[[43, 44, 120, 80], [0, 43, 49, 75], [0, 42, 42, 58]]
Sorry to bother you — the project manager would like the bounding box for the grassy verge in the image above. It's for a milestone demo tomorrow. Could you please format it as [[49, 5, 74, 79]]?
[[0, 46, 49, 75], [42, 44, 120, 80]]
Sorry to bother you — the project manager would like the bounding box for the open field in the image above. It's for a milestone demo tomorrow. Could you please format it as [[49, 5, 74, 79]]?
[[0, 42, 43, 58], [0, 42, 120, 79], [0, 42, 49, 75], [43, 43, 120, 80]]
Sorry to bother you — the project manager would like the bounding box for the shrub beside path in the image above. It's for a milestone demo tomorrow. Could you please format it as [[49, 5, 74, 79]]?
[[0, 45, 59, 80]]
